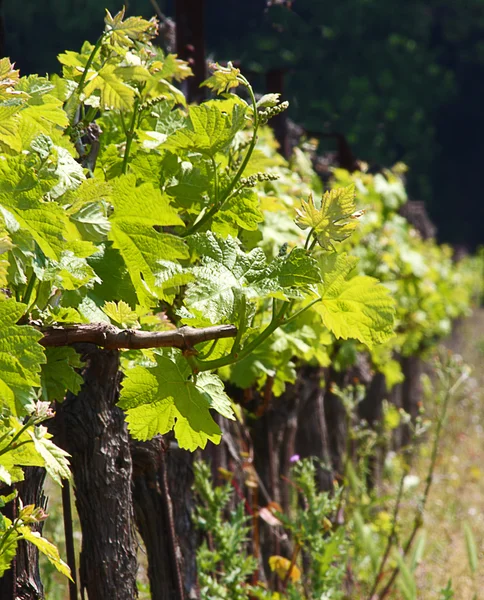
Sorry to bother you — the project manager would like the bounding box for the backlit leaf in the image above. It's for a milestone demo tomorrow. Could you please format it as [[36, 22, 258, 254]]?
[[314, 253, 395, 347], [296, 185, 361, 250], [118, 355, 227, 450]]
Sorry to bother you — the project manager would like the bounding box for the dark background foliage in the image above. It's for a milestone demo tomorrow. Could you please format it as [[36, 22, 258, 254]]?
[[2, 0, 484, 248]]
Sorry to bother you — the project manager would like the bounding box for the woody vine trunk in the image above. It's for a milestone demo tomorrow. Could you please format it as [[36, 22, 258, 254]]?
[[59, 345, 138, 600]]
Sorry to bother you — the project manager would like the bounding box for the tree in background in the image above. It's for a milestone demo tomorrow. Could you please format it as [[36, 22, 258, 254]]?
[[3, 0, 484, 246]]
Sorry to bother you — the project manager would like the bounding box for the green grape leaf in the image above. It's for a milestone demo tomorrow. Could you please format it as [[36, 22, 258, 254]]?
[[47, 146, 86, 199], [108, 174, 188, 305], [154, 53, 192, 82], [186, 234, 320, 321], [314, 253, 395, 347], [164, 99, 247, 156], [296, 185, 361, 250], [224, 330, 296, 396], [0, 105, 22, 152], [0, 530, 18, 577], [0, 418, 44, 471], [165, 160, 211, 210], [258, 247, 322, 293], [70, 202, 110, 242], [87, 243, 138, 308], [201, 62, 241, 94], [83, 64, 136, 111], [41, 347, 84, 403], [0, 299, 45, 414], [18, 84, 69, 141], [118, 355, 224, 450], [185, 232, 266, 322], [0, 161, 71, 261], [19, 527, 72, 580], [0, 464, 11, 485], [34, 251, 99, 290], [128, 153, 164, 186], [213, 189, 263, 235], [27, 428, 71, 486], [195, 372, 235, 420], [65, 178, 112, 214]]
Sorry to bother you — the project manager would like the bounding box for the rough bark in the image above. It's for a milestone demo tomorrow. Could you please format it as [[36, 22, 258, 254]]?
[[359, 372, 388, 488], [400, 355, 423, 447], [60, 344, 138, 600], [166, 447, 200, 599], [131, 437, 199, 600], [16, 468, 47, 600], [0, 484, 17, 600], [0, 469, 47, 600], [295, 366, 334, 491], [39, 323, 236, 350]]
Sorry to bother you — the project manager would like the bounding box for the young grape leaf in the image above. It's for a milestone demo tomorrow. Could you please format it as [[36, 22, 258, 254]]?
[[19, 527, 73, 580], [0, 105, 22, 152], [201, 62, 241, 94], [296, 185, 361, 250], [314, 253, 395, 347], [34, 251, 99, 291], [83, 64, 136, 112], [70, 202, 110, 242], [102, 300, 139, 328], [165, 159, 212, 211], [118, 355, 227, 451], [27, 427, 71, 486], [195, 372, 235, 420], [104, 8, 156, 49], [0, 57, 21, 99], [0, 159, 72, 261], [257, 247, 321, 293]]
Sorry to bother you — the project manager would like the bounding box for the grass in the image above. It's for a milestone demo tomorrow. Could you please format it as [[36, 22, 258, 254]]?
[[411, 310, 484, 598]]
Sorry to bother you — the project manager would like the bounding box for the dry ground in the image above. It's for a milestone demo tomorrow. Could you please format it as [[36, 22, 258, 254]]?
[[413, 310, 484, 598]]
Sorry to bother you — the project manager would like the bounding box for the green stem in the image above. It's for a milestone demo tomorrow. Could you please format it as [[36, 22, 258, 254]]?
[[122, 99, 140, 174], [67, 34, 105, 126], [281, 297, 322, 327], [0, 428, 15, 448], [304, 228, 315, 250], [308, 237, 318, 253], [0, 439, 32, 459], [231, 296, 247, 356], [367, 466, 406, 600], [0, 419, 34, 458], [196, 302, 288, 372], [196, 338, 219, 361], [22, 273, 37, 308], [218, 77, 259, 201], [183, 78, 259, 237]]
